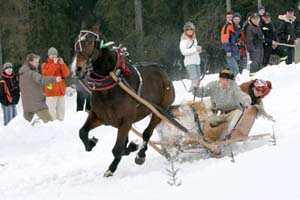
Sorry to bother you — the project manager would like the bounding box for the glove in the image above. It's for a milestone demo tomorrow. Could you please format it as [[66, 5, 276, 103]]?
[[262, 112, 276, 122], [244, 103, 250, 109], [253, 103, 263, 111], [258, 107, 276, 122], [197, 46, 202, 53]]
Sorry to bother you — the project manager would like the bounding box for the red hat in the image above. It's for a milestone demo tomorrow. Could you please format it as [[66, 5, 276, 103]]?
[[254, 79, 268, 93]]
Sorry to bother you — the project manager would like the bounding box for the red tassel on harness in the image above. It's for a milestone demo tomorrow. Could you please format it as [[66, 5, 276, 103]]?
[[117, 50, 132, 76]]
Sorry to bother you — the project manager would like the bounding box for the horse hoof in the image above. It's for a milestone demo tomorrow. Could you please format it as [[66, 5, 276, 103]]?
[[85, 137, 98, 152], [104, 169, 114, 177], [128, 141, 138, 152], [135, 155, 145, 165]]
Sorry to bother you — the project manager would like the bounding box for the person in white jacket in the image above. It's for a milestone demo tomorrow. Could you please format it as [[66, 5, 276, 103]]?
[[179, 21, 202, 92]]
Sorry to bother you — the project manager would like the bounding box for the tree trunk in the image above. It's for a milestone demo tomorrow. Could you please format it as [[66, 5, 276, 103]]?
[[258, 0, 262, 7], [226, 0, 231, 12], [134, 0, 144, 60], [182, 0, 189, 22]]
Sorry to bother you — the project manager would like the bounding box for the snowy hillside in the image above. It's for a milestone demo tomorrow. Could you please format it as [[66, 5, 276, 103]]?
[[1, 62, 300, 200]]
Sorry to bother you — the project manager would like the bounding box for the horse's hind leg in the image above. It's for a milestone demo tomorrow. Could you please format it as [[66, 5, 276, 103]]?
[[79, 111, 102, 152], [135, 115, 161, 165]]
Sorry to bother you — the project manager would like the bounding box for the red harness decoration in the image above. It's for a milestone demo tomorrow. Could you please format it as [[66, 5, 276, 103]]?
[[82, 48, 132, 91]]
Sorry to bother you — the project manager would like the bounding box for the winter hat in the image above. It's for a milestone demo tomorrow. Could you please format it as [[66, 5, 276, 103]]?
[[254, 79, 268, 93], [257, 6, 265, 11], [263, 12, 271, 17], [3, 62, 13, 69], [246, 12, 253, 20], [286, 8, 294, 12], [251, 12, 260, 19], [232, 12, 242, 20], [183, 22, 195, 31], [266, 81, 272, 89], [48, 47, 58, 56], [219, 69, 234, 80]]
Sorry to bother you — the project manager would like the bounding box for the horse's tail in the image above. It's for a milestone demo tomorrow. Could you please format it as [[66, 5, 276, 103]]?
[[152, 103, 189, 133]]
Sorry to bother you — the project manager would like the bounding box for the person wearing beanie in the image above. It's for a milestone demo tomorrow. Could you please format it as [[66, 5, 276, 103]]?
[[246, 13, 265, 74], [233, 12, 242, 21], [42, 47, 70, 121], [221, 12, 240, 76], [257, 6, 265, 17], [193, 69, 251, 140], [277, 8, 300, 64], [240, 79, 275, 121], [232, 12, 246, 74], [179, 21, 202, 93], [0, 62, 20, 125]]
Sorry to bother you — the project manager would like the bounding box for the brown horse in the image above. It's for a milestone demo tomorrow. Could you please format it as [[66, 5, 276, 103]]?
[[71, 25, 175, 177]]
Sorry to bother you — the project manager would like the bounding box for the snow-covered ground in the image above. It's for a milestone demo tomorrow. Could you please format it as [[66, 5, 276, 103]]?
[[1, 62, 300, 200]]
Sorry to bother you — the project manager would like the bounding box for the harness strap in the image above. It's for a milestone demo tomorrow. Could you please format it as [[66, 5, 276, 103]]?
[[132, 66, 143, 96], [191, 105, 204, 136]]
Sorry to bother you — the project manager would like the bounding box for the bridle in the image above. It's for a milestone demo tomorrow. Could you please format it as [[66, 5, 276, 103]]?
[[74, 30, 136, 91], [74, 30, 114, 77], [74, 30, 101, 76]]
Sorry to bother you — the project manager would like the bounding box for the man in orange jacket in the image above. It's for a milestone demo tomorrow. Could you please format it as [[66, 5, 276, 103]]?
[[42, 47, 70, 121]]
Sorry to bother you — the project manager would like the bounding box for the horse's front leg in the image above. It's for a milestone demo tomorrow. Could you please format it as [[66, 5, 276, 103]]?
[[104, 122, 134, 177], [79, 111, 102, 151], [135, 115, 161, 165]]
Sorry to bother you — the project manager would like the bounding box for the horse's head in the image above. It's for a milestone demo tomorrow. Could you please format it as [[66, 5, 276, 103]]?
[[71, 24, 104, 79]]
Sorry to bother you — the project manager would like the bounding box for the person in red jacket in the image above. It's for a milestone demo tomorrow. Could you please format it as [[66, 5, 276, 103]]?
[[42, 47, 70, 121]]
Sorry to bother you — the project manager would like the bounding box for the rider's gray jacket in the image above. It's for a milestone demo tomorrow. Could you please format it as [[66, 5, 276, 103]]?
[[194, 80, 251, 112]]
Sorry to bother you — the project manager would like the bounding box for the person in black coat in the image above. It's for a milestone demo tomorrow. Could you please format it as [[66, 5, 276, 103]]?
[[277, 8, 300, 64], [295, 1, 300, 23], [261, 12, 287, 66], [246, 13, 265, 73], [0, 62, 20, 125], [74, 78, 91, 112]]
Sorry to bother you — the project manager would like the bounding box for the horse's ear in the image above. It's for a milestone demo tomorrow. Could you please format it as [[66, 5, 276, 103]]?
[[92, 22, 101, 33], [81, 19, 87, 30]]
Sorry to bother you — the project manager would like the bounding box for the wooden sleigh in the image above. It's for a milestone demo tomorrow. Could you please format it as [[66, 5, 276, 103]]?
[[109, 73, 274, 160], [132, 100, 274, 160]]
